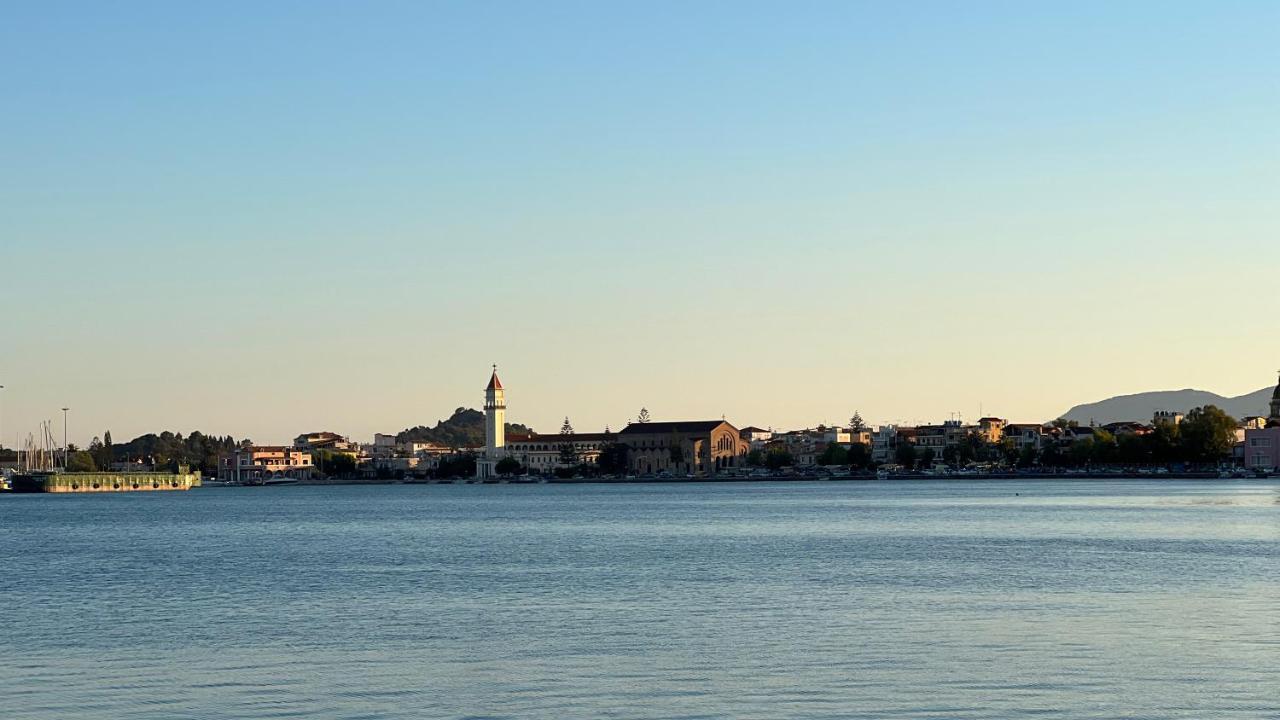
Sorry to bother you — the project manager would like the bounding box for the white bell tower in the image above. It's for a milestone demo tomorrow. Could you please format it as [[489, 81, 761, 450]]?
[[477, 365, 506, 478], [485, 365, 505, 454]]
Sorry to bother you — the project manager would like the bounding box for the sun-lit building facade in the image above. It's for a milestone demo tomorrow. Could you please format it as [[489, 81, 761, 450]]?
[[219, 446, 313, 482]]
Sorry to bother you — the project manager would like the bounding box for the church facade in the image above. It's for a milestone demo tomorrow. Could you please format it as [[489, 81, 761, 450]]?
[[617, 420, 749, 476]]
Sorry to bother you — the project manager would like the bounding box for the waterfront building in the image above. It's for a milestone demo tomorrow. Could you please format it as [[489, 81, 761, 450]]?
[[1004, 424, 1045, 452], [504, 432, 609, 471], [822, 427, 852, 445], [294, 431, 358, 455], [363, 435, 453, 463], [1064, 425, 1097, 443], [362, 433, 397, 459], [369, 456, 421, 474], [1101, 421, 1152, 436], [373, 433, 398, 457], [780, 430, 820, 466], [894, 426, 919, 453], [909, 420, 973, 465], [1244, 429, 1280, 471], [769, 425, 869, 465], [475, 367, 506, 479], [914, 424, 948, 455], [404, 440, 452, 456], [739, 426, 773, 449], [976, 417, 1006, 444], [219, 446, 313, 483], [870, 425, 898, 463], [771, 428, 828, 466], [618, 420, 748, 476], [1243, 373, 1280, 471]]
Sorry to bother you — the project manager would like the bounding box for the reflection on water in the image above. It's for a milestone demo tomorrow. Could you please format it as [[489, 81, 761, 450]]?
[[2, 480, 1278, 719]]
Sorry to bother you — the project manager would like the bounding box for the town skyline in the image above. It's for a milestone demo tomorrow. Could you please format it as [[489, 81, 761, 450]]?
[[3, 3, 1278, 446], [2, 365, 1277, 449]]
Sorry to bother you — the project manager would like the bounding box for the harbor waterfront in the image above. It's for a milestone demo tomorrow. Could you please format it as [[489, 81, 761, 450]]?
[[2, 479, 1278, 719], [8, 466, 202, 493], [6, 369, 1278, 487]]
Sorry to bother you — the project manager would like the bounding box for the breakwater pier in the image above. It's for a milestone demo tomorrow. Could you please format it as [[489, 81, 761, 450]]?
[[7, 466, 202, 493]]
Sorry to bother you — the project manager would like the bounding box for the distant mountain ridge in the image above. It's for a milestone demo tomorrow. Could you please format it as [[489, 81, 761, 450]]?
[[1059, 386, 1273, 425]]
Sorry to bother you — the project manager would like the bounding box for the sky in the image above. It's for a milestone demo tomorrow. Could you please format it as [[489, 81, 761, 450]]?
[[2, 1, 1278, 446]]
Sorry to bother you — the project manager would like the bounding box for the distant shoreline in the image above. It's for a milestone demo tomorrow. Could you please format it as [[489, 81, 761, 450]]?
[[248, 471, 1274, 487]]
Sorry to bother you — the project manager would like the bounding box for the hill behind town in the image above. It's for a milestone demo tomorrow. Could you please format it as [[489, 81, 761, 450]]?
[[395, 408, 534, 449], [1059, 386, 1272, 425]]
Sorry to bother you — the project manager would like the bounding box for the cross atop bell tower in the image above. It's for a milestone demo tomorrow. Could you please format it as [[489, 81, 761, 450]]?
[[485, 364, 505, 410]]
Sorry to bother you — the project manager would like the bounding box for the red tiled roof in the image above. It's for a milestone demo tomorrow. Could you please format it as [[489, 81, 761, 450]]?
[[487, 371, 503, 391]]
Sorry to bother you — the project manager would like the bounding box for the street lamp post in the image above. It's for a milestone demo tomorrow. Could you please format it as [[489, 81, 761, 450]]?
[[61, 407, 69, 470]]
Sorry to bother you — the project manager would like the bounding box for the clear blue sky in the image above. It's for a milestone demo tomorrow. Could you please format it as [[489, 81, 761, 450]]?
[[2, 1, 1278, 445]]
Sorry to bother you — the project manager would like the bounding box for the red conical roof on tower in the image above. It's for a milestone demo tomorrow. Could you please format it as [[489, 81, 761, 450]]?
[[486, 366, 503, 391]]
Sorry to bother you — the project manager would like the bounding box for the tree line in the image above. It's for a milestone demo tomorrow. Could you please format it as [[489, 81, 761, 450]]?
[[63, 430, 240, 474]]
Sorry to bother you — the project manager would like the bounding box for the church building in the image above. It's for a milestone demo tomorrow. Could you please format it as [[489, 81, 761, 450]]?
[[617, 420, 749, 476], [1243, 372, 1280, 472], [504, 431, 609, 472], [473, 365, 748, 478]]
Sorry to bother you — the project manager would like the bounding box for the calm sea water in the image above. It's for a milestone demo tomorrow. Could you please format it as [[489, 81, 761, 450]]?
[[2, 480, 1278, 719]]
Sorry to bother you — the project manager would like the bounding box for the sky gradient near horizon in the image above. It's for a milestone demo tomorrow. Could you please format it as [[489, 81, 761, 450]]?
[[2, 1, 1278, 446]]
